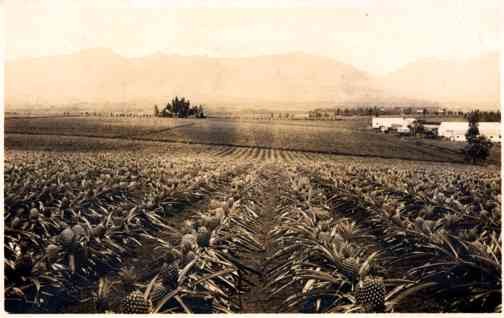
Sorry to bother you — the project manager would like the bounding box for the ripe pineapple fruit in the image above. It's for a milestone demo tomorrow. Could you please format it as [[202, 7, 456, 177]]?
[[29, 208, 39, 221], [159, 261, 179, 289], [46, 244, 60, 263], [197, 226, 210, 247], [202, 215, 220, 232], [121, 290, 152, 313], [355, 276, 385, 311], [180, 233, 197, 253], [60, 227, 76, 249]]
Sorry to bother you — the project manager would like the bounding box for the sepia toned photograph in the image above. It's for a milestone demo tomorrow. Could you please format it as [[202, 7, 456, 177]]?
[[2, 0, 502, 314]]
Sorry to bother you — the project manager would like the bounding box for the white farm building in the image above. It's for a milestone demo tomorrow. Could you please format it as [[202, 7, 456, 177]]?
[[372, 117, 416, 131], [438, 122, 501, 143]]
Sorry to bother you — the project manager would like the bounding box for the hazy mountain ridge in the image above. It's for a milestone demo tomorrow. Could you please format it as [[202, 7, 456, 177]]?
[[5, 49, 499, 111], [382, 52, 499, 106]]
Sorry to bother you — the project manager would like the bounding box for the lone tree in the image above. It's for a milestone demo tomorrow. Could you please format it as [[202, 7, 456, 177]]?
[[464, 110, 493, 164], [465, 110, 480, 143], [409, 120, 424, 137]]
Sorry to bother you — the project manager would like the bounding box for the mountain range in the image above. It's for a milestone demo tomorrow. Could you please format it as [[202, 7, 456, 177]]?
[[5, 48, 500, 111]]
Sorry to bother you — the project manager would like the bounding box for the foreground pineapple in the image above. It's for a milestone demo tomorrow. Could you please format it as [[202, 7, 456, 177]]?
[[121, 290, 152, 313], [60, 227, 76, 249], [160, 261, 179, 289], [197, 226, 210, 247], [46, 244, 60, 263], [355, 276, 385, 311], [204, 215, 221, 232], [180, 234, 197, 254]]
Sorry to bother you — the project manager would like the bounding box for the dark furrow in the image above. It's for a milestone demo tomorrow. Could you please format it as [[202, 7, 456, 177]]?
[[258, 149, 267, 161], [283, 150, 297, 163], [251, 148, 262, 160], [231, 147, 248, 160], [277, 150, 289, 163], [242, 147, 255, 161]]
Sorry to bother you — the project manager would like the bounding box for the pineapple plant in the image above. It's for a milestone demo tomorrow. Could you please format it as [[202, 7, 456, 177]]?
[[29, 208, 39, 221], [46, 244, 60, 263], [414, 216, 430, 235], [60, 227, 76, 249], [202, 214, 220, 232], [121, 290, 152, 314], [180, 233, 197, 253], [197, 226, 210, 247]]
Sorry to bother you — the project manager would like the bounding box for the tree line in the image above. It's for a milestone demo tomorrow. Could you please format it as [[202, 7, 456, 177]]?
[[463, 110, 500, 122], [308, 107, 501, 120]]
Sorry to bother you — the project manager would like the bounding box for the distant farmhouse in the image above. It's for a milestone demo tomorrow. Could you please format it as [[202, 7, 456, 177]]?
[[371, 117, 416, 132], [438, 122, 501, 143], [372, 117, 501, 142]]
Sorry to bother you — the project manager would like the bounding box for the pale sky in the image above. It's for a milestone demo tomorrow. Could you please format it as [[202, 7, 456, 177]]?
[[4, 0, 502, 75]]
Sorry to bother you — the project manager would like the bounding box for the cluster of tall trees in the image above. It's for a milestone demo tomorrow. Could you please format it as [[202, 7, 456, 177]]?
[[154, 97, 206, 118], [463, 110, 500, 122]]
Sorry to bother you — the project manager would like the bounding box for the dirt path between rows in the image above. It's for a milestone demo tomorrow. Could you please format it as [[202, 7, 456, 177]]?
[[236, 167, 294, 313]]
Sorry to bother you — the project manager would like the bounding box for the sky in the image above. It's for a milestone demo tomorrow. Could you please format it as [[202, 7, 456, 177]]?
[[4, 0, 502, 75]]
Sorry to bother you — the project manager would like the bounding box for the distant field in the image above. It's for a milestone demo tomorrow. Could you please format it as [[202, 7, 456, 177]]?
[[4, 116, 500, 164], [5, 133, 496, 170], [5, 116, 190, 137]]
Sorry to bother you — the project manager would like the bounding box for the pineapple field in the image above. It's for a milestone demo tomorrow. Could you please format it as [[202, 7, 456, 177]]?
[[7, 116, 501, 164], [4, 134, 502, 313]]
